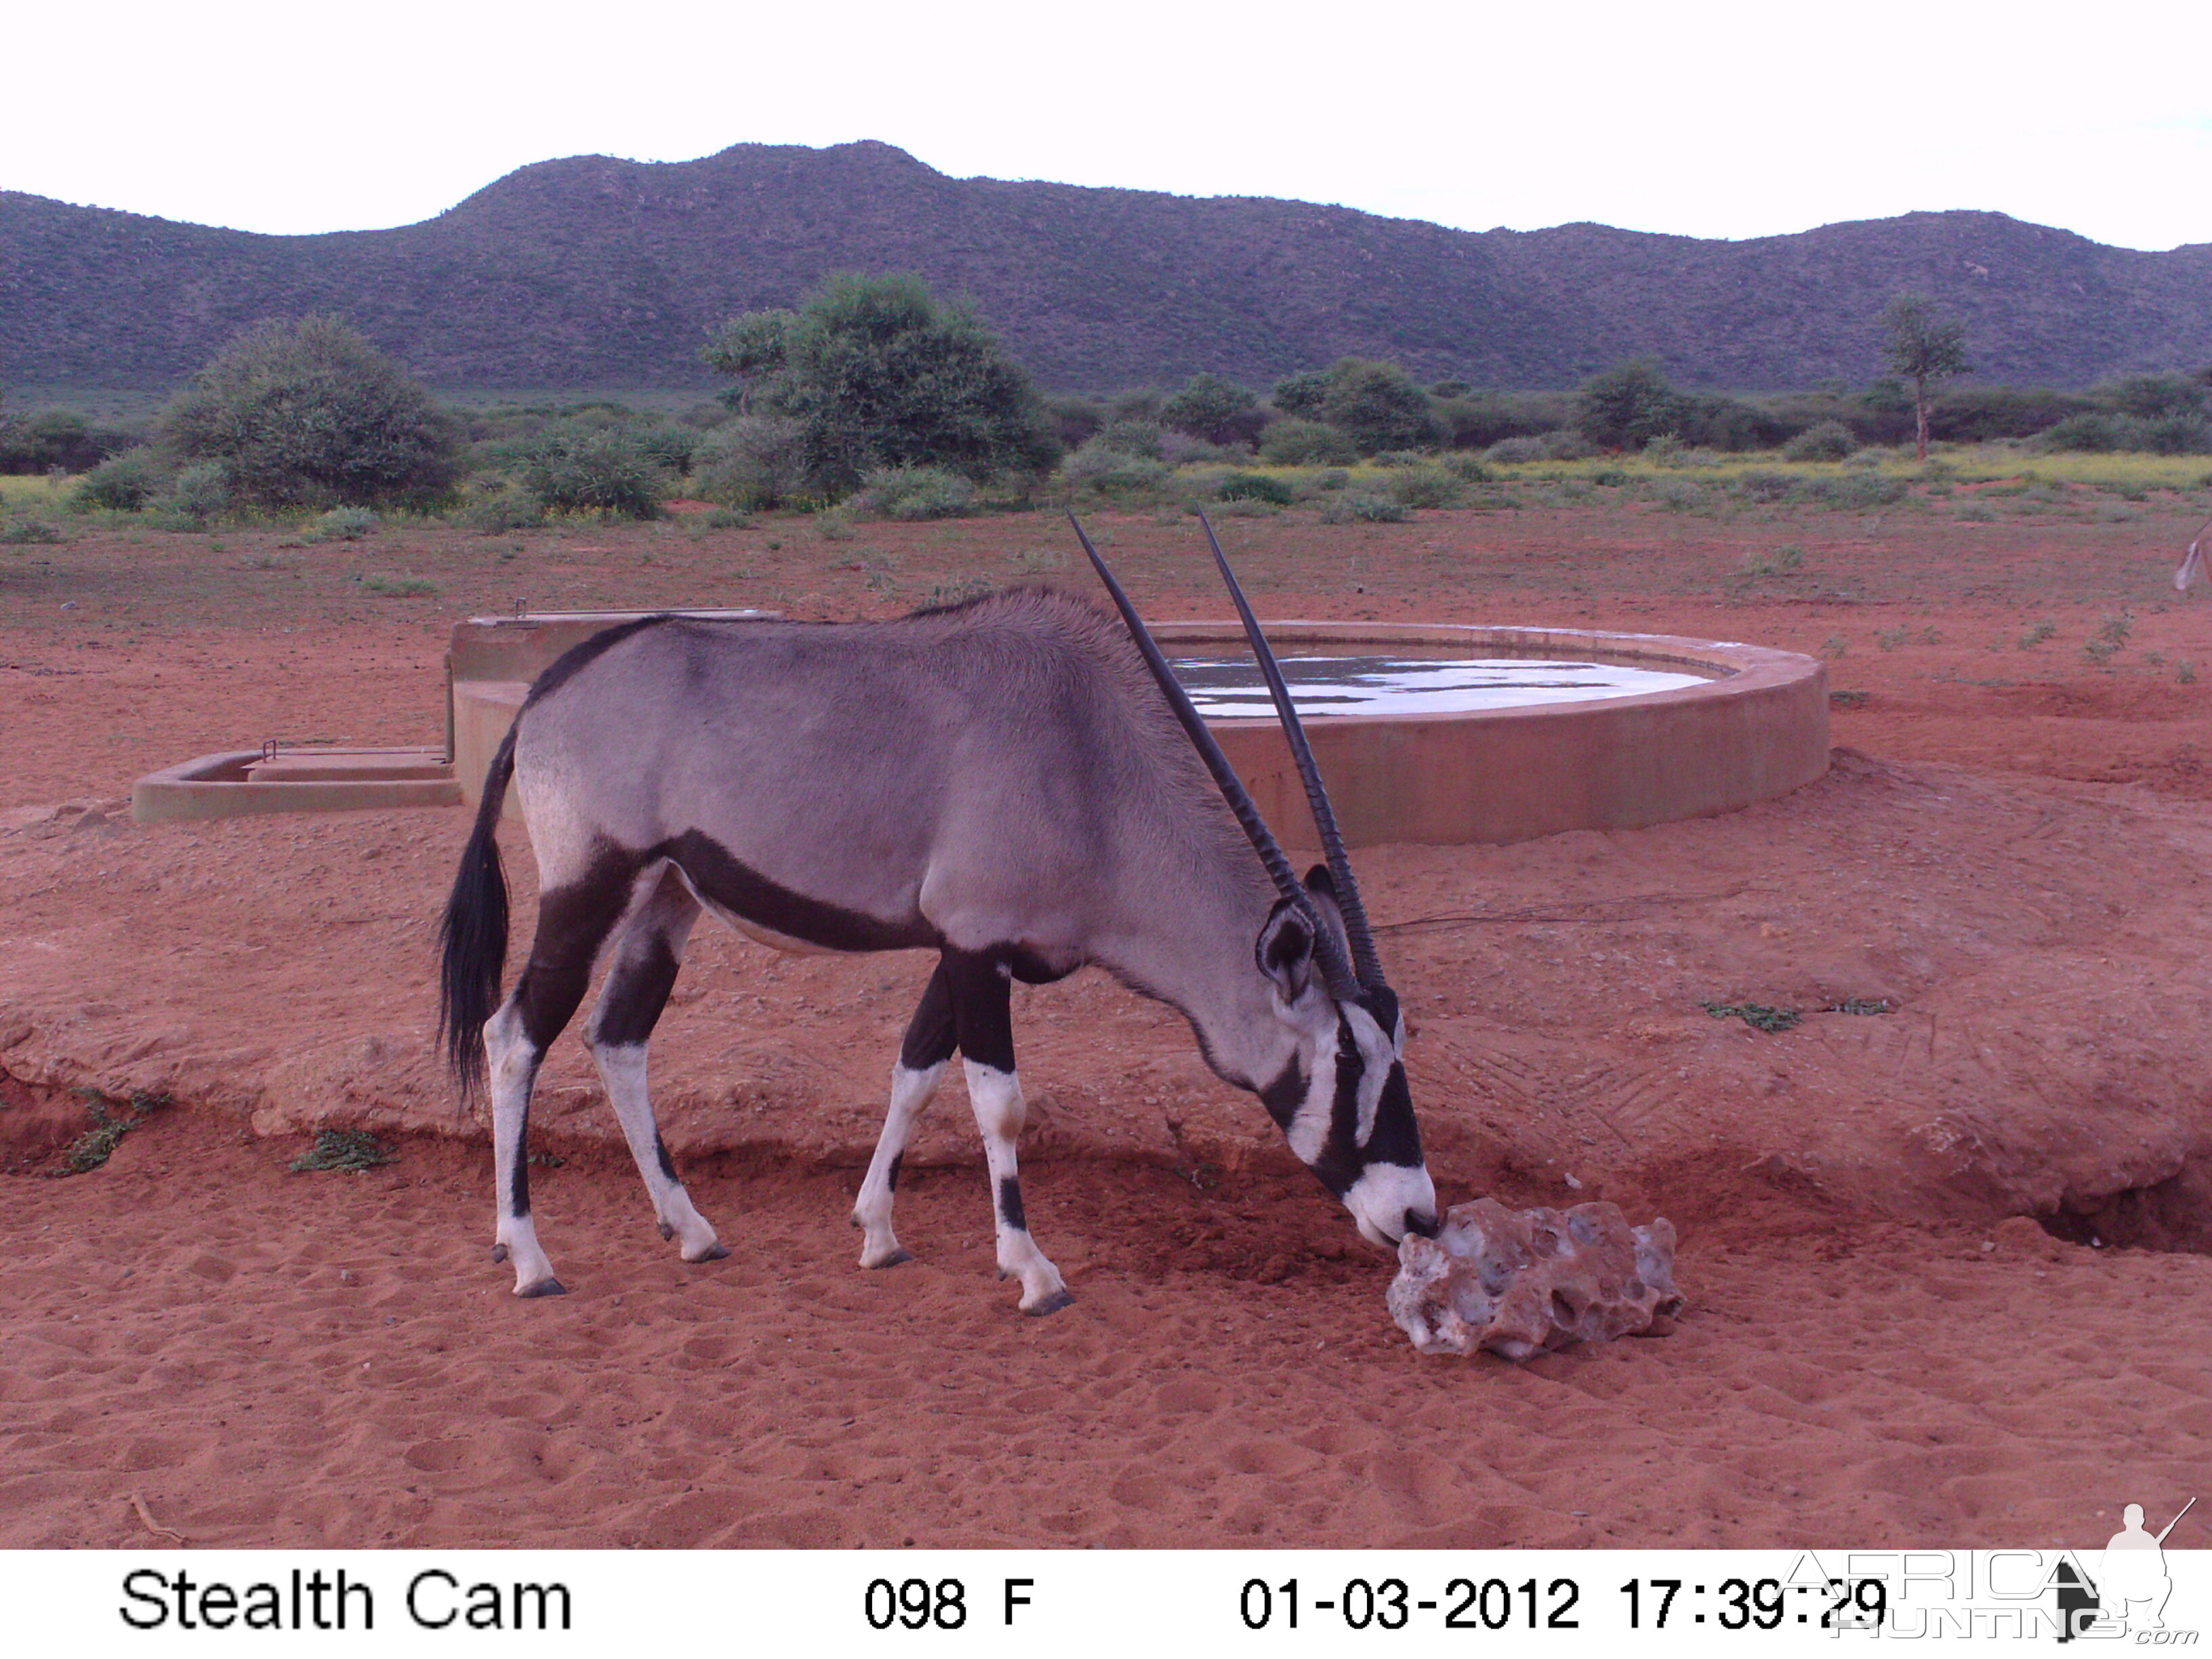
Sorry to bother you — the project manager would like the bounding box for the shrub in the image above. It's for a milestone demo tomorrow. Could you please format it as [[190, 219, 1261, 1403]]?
[[691, 415, 811, 509], [514, 422, 663, 517], [702, 272, 1059, 493], [851, 464, 976, 520], [632, 421, 703, 474], [1057, 438, 1170, 497], [1317, 359, 1444, 453], [162, 461, 232, 524], [0, 516, 62, 544], [1483, 435, 1547, 464], [456, 479, 546, 533], [0, 411, 136, 474], [1317, 492, 1408, 524], [1218, 472, 1295, 506], [1258, 419, 1357, 466], [1271, 370, 1332, 419], [1442, 453, 1492, 482], [1735, 471, 1795, 503], [1575, 359, 1690, 451], [1783, 420, 1858, 462], [1160, 373, 1262, 445], [160, 315, 459, 508], [1385, 465, 1460, 509], [72, 449, 163, 512], [1093, 419, 1166, 459], [309, 506, 378, 541]]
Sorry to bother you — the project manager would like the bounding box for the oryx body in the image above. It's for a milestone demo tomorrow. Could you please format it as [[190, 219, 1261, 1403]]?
[[439, 558, 1435, 1311]]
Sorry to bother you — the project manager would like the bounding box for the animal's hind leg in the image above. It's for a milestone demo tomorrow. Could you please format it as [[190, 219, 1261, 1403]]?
[[854, 962, 955, 1269], [489, 865, 635, 1296], [946, 952, 1069, 1316], [584, 864, 726, 1264]]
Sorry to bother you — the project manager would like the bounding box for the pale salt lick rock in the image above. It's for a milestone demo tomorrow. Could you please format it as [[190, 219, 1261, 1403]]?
[[1387, 1197, 1683, 1359]]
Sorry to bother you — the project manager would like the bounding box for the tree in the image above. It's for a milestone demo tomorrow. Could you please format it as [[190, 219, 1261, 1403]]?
[[1159, 373, 1261, 445], [702, 274, 1058, 493], [161, 315, 459, 508], [1878, 294, 1969, 462], [1573, 359, 1690, 451]]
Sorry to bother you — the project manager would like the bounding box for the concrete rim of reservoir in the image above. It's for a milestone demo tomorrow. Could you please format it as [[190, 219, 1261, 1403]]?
[[449, 615, 1828, 847], [1142, 620, 1829, 847]]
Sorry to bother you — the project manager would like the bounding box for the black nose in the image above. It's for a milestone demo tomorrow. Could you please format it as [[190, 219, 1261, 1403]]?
[[1403, 1210, 1439, 1240]]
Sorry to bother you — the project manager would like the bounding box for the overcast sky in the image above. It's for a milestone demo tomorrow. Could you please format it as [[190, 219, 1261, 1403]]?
[[12, 0, 2209, 250]]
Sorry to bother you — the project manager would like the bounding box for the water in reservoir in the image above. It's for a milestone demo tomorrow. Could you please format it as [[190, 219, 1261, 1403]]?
[[1172, 653, 1713, 718]]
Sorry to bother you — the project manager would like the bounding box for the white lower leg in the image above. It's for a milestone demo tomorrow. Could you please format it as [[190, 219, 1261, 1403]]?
[[964, 1059, 1067, 1312], [855, 1060, 944, 1268], [590, 1040, 724, 1261], [487, 1007, 560, 1296]]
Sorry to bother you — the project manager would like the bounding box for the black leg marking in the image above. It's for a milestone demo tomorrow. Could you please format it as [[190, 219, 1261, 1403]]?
[[510, 1100, 533, 1218], [592, 933, 683, 1050], [653, 1130, 678, 1183], [997, 1174, 1026, 1233], [886, 1151, 904, 1193], [899, 963, 958, 1071], [516, 869, 638, 1052], [943, 951, 1016, 1073]]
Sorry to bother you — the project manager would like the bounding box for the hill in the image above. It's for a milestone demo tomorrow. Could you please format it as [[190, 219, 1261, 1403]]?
[[5, 140, 2211, 394]]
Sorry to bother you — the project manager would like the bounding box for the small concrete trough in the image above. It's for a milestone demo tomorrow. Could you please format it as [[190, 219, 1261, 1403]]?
[[132, 746, 460, 823]]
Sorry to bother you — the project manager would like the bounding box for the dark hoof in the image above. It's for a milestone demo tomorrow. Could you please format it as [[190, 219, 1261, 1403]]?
[[691, 1242, 731, 1263], [658, 1221, 675, 1242], [516, 1277, 567, 1298], [1023, 1288, 1076, 1317], [490, 1244, 510, 1265], [871, 1248, 916, 1269]]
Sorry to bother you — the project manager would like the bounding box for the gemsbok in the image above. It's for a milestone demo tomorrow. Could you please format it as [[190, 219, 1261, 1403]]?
[[437, 515, 1437, 1311]]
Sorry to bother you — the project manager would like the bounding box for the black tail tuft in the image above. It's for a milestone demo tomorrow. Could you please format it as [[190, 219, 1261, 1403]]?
[[438, 726, 518, 1108]]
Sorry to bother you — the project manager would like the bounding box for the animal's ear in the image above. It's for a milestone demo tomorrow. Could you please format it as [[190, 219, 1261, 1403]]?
[[1303, 863, 1349, 945], [1255, 899, 1315, 1004]]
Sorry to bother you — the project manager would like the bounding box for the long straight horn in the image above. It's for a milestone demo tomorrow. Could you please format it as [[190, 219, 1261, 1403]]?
[[1069, 512, 1359, 1000], [1198, 512, 1385, 989]]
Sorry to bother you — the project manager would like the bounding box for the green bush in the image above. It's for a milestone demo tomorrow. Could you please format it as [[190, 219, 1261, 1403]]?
[[2041, 412, 2212, 455], [161, 315, 460, 508], [1094, 419, 1165, 459], [514, 422, 663, 517], [1218, 472, 1295, 505], [633, 421, 703, 474], [703, 272, 1059, 493], [1057, 438, 1170, 497], [456, 478, 546, 533], [1160, 373, 1261, 445], [0, 516, 62, 544], [1483, 429, 1594, 464], [310, 506, 378, 541], [0, 410, 137, 474], [161, 461, 233, 524], [1783, 419, 1858, 462], [1317, 492, 1408, 524], [1574, 359, 1690, 451], [1258, 418, 1357, 466], [852, 464, 976, 520], [691, 415, 811, 509], [71, 449, 163, 512], [1385, 465, 1459, 509], [1271, 370, 1332, 419]]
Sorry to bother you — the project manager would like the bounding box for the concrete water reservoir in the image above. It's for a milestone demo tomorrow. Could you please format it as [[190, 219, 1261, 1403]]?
[[447, 615, 1828, 846]]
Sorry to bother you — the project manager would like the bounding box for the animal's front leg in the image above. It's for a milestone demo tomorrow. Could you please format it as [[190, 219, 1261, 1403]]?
[[946, 952, 1069, 1315], [963, 1058, 1069, 1315], [855, 962, 954, 1269]]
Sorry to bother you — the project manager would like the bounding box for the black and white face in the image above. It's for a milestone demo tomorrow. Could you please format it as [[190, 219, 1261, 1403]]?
[[1256, 901, 1439, 1250]]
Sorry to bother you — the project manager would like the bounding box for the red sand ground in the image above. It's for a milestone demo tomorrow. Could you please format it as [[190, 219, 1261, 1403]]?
[[2, 497, 2208, 1550]]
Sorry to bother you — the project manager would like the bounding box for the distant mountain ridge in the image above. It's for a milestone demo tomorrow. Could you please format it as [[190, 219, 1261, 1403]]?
[[5, 140, 2209, 394]]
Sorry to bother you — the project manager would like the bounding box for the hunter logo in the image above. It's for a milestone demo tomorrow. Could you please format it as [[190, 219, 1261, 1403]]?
[[2057, 1496, 2198, 1642]]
